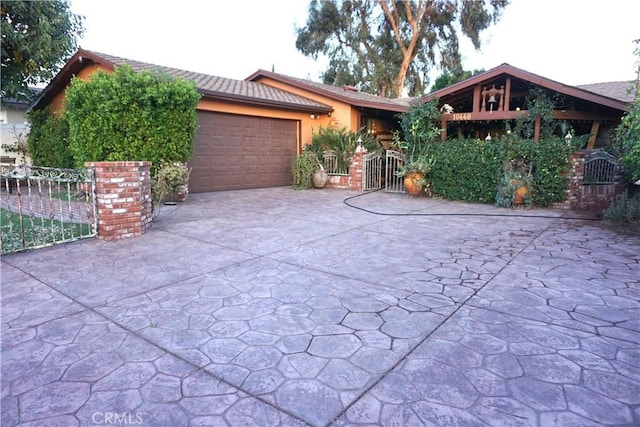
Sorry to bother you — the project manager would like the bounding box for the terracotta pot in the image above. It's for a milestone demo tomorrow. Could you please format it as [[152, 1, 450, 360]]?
[[312, 169, 328, 188], [511, 179, 528, 205], [404, 173, 424, 196]]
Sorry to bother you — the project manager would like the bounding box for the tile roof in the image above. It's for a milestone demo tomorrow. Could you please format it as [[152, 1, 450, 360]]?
[[31, 49, 332, 113], [246, 69, 411, 112], [577, 80, 637, 104], [84, 50, 333, 112]]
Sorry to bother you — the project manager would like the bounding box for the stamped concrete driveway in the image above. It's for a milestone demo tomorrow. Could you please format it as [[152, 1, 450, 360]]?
[[1, 187, 639, 427]]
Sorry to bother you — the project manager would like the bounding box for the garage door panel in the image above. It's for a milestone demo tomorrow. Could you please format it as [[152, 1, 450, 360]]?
[[189, 112, 297, 193]]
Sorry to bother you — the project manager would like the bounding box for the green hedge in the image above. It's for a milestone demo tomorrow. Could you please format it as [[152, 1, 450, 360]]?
[[63, 65, 200, 174], [426, 136, 575, 207], [26, 107, 74, 168]]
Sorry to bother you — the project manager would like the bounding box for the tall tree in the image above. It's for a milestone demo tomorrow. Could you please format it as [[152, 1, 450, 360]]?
[[296, 0, 507, 98], [1, 0, 84, 101], [429, 68, 485, 92]]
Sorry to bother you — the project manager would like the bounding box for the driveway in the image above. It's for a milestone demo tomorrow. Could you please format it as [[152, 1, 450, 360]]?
[[2, 187, 639, 426]]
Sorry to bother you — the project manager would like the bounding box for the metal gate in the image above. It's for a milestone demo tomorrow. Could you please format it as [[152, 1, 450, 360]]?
[[385, 150, 405, 193], [583, 150, 618, 184], [362, 150, 383, 191], [1, 164, 97, 254]]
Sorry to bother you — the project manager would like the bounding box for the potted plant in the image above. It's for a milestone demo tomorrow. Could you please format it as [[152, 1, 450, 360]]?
[[292, 150, 326, 189], [495, 160, 532, 208], [153, 162, 191, 206], [395, 152, 435, 196]]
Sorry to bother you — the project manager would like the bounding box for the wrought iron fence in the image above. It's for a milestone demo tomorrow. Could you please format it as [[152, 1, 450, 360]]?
[[385, 150, 405, 193], [363, 151, 383, 191], [322, 150, 349, 175], [1, 163, 97, 254], [583, 150, 618, 185]]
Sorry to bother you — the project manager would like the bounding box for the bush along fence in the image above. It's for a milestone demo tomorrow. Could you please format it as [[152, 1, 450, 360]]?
[[331, 138, 625, 211]]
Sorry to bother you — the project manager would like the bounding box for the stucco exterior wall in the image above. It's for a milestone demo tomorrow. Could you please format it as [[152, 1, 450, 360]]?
[[49, 63, 109, 114]]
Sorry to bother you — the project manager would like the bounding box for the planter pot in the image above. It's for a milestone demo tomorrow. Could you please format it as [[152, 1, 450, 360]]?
[[312, 169, 329, 188], [404, 173, 424, 196], [511, 179, 528, 205]]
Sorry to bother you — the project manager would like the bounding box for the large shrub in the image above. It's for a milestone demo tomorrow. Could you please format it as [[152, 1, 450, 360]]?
[[63, 65, 200, 174], [613, 82, 640, 184], [26, 106, 74, 168]]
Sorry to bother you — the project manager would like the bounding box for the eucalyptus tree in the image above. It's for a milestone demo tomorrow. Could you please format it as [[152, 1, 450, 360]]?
[[296, 0, 508, 98]]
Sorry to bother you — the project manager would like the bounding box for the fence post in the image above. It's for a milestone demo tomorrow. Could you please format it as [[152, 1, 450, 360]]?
[[85, 161, 152, 241], [349, 147, 367, 191]]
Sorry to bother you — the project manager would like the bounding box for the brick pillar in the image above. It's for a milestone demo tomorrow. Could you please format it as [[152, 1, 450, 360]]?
[[86, 161, 152, 241], [349, 147, 367, 191]]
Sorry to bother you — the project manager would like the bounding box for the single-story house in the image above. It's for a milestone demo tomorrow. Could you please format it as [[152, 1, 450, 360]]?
[[29, 51, 633, 194], [29, 49, 409, 193], [1, 89, 42, 165], [420, 63, 631, 147]]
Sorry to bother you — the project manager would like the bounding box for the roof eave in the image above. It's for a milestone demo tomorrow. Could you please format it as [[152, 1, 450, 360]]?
[[28, 48, 116, 112], [199, 89, 333, 114], [247, 70, 409, 113], [421, 63, 628, 112]]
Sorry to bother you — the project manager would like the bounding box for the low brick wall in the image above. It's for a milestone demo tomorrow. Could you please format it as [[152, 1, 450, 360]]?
[[555, 150, 625, 211], [325, 149, 365, 191], [86, 161, 152, 241]]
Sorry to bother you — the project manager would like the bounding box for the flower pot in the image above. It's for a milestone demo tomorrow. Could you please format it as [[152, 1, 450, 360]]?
[[510, 179, 528, 205], [404, 173, 424, 196], [312, 169, 328, 188]]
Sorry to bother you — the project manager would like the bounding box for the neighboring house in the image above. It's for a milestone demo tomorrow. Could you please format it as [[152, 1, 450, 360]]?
[[29, 49, 409, 193], [421, 63, 630, 148], [1, 91, 39, 165]]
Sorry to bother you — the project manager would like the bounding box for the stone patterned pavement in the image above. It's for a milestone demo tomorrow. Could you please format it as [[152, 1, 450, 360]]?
[[1, 187, 638, 426]]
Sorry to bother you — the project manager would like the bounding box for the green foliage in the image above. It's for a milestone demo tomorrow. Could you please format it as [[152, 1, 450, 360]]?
[[291, 150, 321, 190], [422, 136, 575, 206], [296, 0, 507, 97], [26, 107, 74, 168], [427, 138, 504, 203], [1, 0, 84, 100], [509, 87, 563, 140], [430, 69, 485, 92], [1, 208, 91, 254], [63, 65, 201, 175], [152, 162, 190, 206], [310, 126, 376, 173], [603, 192, 640, 223], [613, 42, 640, 183]]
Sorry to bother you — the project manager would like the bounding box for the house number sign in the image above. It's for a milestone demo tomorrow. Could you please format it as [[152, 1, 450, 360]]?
[[451, 113, 472, 121]]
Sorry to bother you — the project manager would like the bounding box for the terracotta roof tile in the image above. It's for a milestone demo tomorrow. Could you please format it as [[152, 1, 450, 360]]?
[[246, 69, 411, 112], [83, 50, 332, 112]]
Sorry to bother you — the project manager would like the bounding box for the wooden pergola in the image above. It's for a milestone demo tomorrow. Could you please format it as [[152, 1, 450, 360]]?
[[420, 64, 628, 147]]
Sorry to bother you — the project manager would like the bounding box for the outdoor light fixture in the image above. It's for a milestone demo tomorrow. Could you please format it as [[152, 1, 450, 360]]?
[[485, 133, 492, 142], [356, 137, 364, 152], [565, 131, 573, 145]]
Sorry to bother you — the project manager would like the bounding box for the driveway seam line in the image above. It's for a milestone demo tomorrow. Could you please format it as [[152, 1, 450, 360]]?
[[2, 259, 314, 426], [326, 217, 562, 426]]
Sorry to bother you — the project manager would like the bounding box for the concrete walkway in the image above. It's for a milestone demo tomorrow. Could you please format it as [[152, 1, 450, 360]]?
[[1, 187, 638, 426]]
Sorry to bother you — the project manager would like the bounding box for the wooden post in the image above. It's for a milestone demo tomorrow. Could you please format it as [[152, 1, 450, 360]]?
[[533, 116, 541, 142], [586, 121, 600, 149]]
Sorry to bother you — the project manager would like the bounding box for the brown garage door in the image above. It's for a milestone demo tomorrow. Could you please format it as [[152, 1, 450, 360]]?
[[189, 112, 298, 193]]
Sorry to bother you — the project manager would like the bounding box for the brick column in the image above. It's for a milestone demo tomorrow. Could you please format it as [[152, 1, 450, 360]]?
[[349, 147, 367, 191], [86, 161, 152, 241]]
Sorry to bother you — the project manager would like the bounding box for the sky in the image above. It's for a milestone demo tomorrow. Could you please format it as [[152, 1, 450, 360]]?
[[69, 0, 639, 91]]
